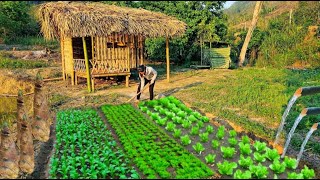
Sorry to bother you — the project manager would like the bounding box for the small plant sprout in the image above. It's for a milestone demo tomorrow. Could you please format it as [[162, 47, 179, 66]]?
[[241, 135, 251, 144], [197, 121, 204, 128], [234, 169, 252, 179], [254, 152, 266, 163], [221, 146, 236, 159], [199, 132, 209, 143], [181, 135, 191, 146], [287, 172, 304, 179], [238, 155, 253, 169], [190, 126, 200, 135], [211, 140, 220, 149], [249, 163, 269, 179], [173, 129, 182, 139], [228, 137, 238, 147], [205, 154, 216, 164], [216, 126, 225, 140], [165, 122, 176, 132], [284, 156, 297, 170], [229, 130, 237, 138], [201, 116, 210, 122], [301, 165, 315, 179], [265, 148, 280, 161], [239, 142, 252, 155], [253, 141, 267, 153], [193, 142, 205, 154], [205, 125, 214, 134], [217, 161, 237, 176], [182, 120, 192, 129], [269, 159, 286, 174]]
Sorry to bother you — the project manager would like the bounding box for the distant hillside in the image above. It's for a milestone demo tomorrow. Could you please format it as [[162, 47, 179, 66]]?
[[224, 1, 299, 30]]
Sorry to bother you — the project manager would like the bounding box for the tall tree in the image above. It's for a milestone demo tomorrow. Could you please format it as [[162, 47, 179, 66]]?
[[238, 1, 263, 67]]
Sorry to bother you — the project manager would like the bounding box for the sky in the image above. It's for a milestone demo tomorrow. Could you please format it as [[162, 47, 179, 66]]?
[[224, 1, 235, 9]]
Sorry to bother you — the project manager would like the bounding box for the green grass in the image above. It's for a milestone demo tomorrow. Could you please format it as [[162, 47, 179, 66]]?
[[4, 36, 59, 50], [175, 68, 320, 154], [0, 52, 49, 69]]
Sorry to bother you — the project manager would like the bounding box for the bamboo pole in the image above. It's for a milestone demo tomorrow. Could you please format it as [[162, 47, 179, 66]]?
[[60, 35, 65, 80], [82, 37, 92, 93], [166, 35, 170, 82], [91, 36, 94, 62]]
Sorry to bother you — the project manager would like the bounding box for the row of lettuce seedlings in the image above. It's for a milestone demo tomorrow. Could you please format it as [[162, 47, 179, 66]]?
[[138, 96, 316, 179], [101, 104, 214, 179], [49, 108, 139, 179]]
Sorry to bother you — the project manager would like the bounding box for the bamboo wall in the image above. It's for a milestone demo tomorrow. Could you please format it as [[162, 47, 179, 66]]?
[[61, 33, 145, 84], [62, 37, 74, 79]]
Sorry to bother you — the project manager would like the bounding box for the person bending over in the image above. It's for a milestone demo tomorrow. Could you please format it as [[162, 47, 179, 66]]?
[[136, 64, 157, 101]]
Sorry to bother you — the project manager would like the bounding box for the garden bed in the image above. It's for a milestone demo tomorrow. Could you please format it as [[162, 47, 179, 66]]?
[[43, 95, 317, 179], [137, 96, 316, 179]]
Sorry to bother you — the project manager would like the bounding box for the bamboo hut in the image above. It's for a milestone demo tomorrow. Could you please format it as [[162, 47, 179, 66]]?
[[35, 2, 187, 92]]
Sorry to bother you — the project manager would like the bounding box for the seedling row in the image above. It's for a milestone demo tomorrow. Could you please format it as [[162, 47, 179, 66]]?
[[50, 108, 139, 179], [138, 96, 316, 179], [101, 104, 214, 179], [50, 96, 316, 179]]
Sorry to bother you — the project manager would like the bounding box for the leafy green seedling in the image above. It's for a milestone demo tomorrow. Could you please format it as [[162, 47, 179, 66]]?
[[190, 126, 200, 135], [269, 159, 286, 174], [254, 152, 266, 163], [229, 130, 237, 138], [221, 146, 236, 159], [228, 137, 238, 147], [238, 155, 253, 169], [284, 156, 297, 170], [253, 141, 267, 153], [211, 140, 220, 149], [217, 161, 237, 175], [193, 142, 205, 154], [249, 163, 269, 179], [205, 154, 216, 164], [241, 135, 251, 144], [301, 165, 315, 179], [205, 125, 214, 134], [234, 169, 252, 179], [173, 129, 182, 139], [181, 135, 191, 146], [199, 132, 209, 143], [239, 142, 252, 155], [265, 148, 280, 161], [165, 122, 176, 132]]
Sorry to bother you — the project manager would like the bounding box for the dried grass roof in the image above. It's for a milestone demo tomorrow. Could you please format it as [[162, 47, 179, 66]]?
[[35, 1, 187, 40]]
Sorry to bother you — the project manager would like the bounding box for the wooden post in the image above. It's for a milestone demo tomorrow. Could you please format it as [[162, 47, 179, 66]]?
[[289, 9, 292, 25], [83, 37, 92, 93], [200, 37, 203, 65], [60, 35, 65, 80], [166, 36, 170, 82]]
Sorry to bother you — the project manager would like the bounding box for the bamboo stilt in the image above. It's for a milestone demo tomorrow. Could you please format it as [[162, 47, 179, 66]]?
[[60, 35, 65, 80], [166, 36, 170, 82], [83, 37, 92, 93]]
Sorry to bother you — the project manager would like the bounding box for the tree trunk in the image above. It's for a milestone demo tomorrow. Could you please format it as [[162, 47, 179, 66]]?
[[238, 1, 263, 67]]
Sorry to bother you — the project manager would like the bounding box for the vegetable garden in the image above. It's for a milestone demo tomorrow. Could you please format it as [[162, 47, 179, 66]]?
[[48, 95, 316, 179]]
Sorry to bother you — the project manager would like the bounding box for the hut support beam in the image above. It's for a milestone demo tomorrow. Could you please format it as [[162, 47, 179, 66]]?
[[60, 36, 66, 80], [166, 36, 170, 82], [82, 37, 92, 93]]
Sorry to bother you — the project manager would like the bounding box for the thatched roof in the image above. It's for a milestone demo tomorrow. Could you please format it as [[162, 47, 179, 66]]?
[[35, 1, 187, 40]]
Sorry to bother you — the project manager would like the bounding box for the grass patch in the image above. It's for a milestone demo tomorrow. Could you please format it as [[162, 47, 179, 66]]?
[[0, 51, 49, 69], [174, 67, 320, 154], [4, 36, 59, 50]]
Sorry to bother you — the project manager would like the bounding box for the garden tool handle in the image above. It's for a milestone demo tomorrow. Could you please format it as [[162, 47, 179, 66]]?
[[127, 83, 150, 102]]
